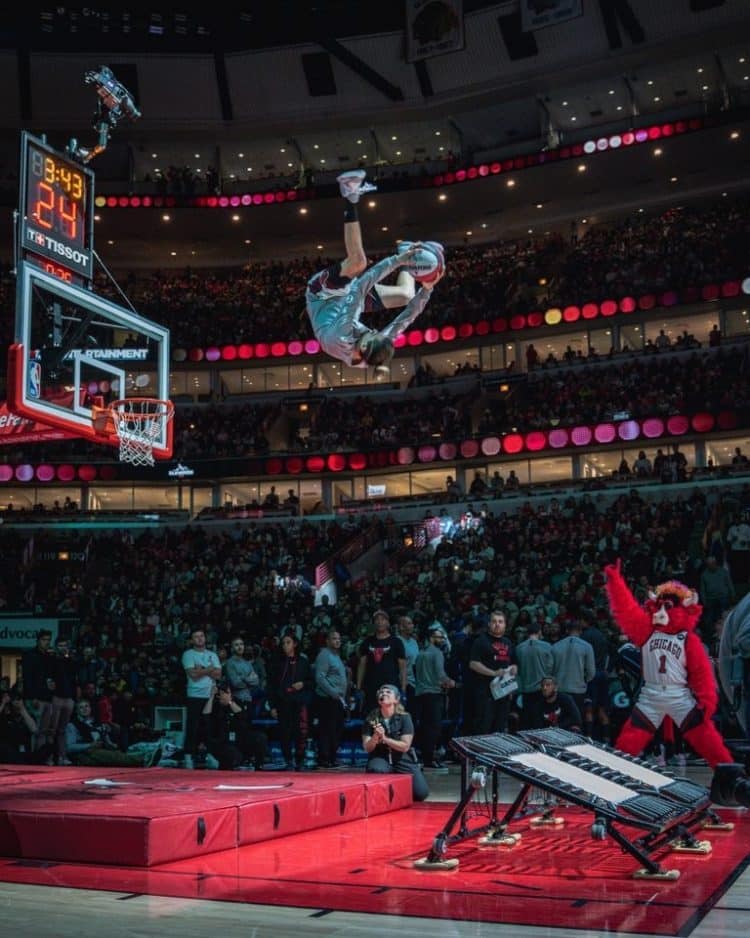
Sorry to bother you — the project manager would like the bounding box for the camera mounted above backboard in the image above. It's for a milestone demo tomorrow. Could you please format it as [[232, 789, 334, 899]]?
[[67, 66, 141, 164]]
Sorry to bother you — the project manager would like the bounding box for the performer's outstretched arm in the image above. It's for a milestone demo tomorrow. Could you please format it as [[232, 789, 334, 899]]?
[[380, 286, 434, 340], [604, 559, 653, 645]]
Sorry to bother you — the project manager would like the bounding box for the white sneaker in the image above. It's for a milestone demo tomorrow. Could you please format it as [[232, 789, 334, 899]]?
[[337, 170, 377, 203]]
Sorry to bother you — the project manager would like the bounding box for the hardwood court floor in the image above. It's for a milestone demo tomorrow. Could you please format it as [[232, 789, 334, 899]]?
[[1, 763, 748, 938]]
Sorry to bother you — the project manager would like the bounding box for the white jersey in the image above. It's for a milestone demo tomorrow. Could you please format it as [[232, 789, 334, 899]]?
[[642, 630, 688, 685]]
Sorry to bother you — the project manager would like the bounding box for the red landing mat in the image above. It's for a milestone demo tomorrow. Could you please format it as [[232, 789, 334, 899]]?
[[0, 802, 746, 936], [0, 766, 412, 866]]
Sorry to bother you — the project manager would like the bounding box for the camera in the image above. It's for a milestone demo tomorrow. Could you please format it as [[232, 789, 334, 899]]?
[[85, 66, 141, 123]]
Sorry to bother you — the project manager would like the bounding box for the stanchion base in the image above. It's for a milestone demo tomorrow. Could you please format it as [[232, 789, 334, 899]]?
[[669, 838, 712, 854], [633, 868, 680, 880], [478, 832, 521, 846], [413, 856, 460, 871]]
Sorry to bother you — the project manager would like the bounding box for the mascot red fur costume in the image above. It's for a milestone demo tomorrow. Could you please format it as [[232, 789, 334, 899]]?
[[604, 559, 732, 767]]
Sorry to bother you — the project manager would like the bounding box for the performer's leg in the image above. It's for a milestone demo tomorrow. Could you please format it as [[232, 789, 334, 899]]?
[[682, 720, 733, 768], [337, 170, 375, 279], [375, 269, 416, 309], [615, 716, 656, 757]]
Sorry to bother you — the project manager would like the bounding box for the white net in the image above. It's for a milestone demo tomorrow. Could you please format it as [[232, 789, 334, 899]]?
[[109, 399, 174, 467]]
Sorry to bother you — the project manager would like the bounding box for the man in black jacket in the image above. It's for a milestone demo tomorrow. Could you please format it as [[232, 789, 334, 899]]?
[[203, 681, 268, 770]]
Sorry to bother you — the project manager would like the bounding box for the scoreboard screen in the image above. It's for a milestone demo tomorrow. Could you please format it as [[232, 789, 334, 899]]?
[[20, 132, 95, 281]]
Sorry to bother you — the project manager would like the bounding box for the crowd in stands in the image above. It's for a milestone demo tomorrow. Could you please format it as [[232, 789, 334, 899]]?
[[1, 480, 748, 769], [67, 192, 750, 350]]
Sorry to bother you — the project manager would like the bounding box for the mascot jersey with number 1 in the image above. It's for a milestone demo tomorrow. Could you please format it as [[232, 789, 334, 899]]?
[[604, 559, 732, 767]]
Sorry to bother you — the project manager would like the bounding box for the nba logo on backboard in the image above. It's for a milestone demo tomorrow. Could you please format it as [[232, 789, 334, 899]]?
[[28, 355, 41, 399]]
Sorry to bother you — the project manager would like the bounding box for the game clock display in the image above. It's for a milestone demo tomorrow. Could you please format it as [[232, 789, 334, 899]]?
[[20, 132, 95, 281]]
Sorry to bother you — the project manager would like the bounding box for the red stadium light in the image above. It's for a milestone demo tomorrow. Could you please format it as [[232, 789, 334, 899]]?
[[638, 294, 656, 310], [647, 126, 662, 140], [57, 465, 76, 481], [238, 344, 253, 359], [667, 415, 689, 435], [78, 465, 97, 482], [264, 193, 275, 204], [189, 348, 204, 362], [393, 334, 407, 348], [271, 342, 287, 357], [492, 318, 507, 332], [306, 456, 325, 472], [525, 431, 547, 451], [502, 434, 524, 454], [619, 297, 636, 313], [348, 453, 367, 470], [490, 162, 502, 174], [106, 196, 118, 207], [594, 423, 616, 443], [424, 327, 440, 343], [563, 306, 581, 322], [691, 413, 715, 433], [571, 426, 593, 446], [0, 465, 12, 482], [286, 457, 304, 474], [286, 190, 298, 201], [440, 326, 457, 341], [438, 443, 457, 460], [527, 312, 544, 328], [265, 458, 283, 474], [287, 340, 304, 355], [661, 123, 675, 137], [397, 447, 415, 465], [475, 320, 490, 335], [117, 196, 129, 207], [254, 343, 269, 358], [304, 339, 320, 354], [455, 169, 467, 182], [444, 172, 455, 185], [219, 196, 230, 207], [35, 464, 55, 481], [142, 196, 152, 207], [252, 194, 264, 205], [221, 345, 237, 360], [622, 132, 635, 146], [721, 280, 740, 297], [129, 196, 141, 207], [327, 454, 346, 472], [582, 303, 599, 319], [407, 330, 424, 346], [418, 445, 437, 463], [509, 315, 526, 330], [460, 440, 479, 458], [718, 410, 738, 430], [600, 300, 617, 317], [458, 323, 474, 338], [230, 196, 241, 207], [478, 165, 489, 176], [207, 197, 218, 207], [642, 418, 665, 438], [274, 191, 286, 203], [241, 195, 252, 205], [702, 284, 720, 300]]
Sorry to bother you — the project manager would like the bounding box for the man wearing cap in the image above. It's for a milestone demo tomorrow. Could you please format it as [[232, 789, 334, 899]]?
[[362, 684, 429, 801], [357, 610, 406, 714], [415, 625, 455, 770]]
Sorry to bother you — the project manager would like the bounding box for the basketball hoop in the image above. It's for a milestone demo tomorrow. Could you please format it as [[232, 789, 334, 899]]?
[[108, 398, 174, 466]]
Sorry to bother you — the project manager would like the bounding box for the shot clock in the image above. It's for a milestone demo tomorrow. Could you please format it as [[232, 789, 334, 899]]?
[[19, 132, 95, 282]]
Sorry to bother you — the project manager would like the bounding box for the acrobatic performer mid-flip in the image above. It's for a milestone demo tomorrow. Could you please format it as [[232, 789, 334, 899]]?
[[305, 170, 445, 372]]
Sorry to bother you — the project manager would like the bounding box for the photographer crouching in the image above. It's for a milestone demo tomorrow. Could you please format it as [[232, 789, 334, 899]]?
[[202, 680, 268, 771]]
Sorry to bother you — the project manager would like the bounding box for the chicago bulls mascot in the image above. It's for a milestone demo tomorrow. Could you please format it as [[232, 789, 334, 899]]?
[[605, 559, 733, 765]]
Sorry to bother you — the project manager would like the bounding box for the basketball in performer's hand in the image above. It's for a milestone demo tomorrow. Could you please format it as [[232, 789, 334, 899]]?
[[399, 241, 445, 284]]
